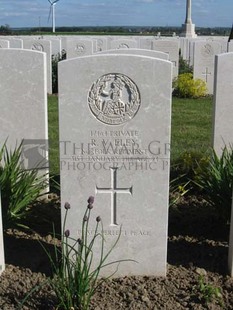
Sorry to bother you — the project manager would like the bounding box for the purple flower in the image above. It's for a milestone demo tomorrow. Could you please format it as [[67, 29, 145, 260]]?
[[64, 202, 71, 210], [87, 196, 94, 204], [78, 238, 83, 245], [96, 216, 101, 222], [64, 229, 70, 237], [87, 196, 95, 209]]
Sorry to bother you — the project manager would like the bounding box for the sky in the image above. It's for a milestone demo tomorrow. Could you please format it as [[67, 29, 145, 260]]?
[[0, 0, 232, 29]]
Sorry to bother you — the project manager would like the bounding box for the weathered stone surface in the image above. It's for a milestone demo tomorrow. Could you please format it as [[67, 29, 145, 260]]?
[[59, 54, 172, 277]]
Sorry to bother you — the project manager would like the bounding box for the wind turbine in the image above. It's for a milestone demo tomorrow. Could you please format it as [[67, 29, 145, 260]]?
[[48, 0, 60, 33]]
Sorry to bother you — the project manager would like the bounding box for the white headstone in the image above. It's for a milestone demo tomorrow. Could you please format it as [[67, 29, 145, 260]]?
[[212, 52, 233, 156], [153, 40, 179, 78], [0, 188, 5, 276], [0, 49, 49, 175], [23, 39, 52, 94], [59, 54, 172, 277], [66, 38, 93, 59], [93, 37, 108, 52], [193, 41, 222, 94], [108, 39, 138, 50], [8, 38, 23, 49], [97, 48, 169, 60], [179, 38, 190, 61], [48, 38, 62, 55], [0, 40, 9, 48], [228, 41, 233, 52]]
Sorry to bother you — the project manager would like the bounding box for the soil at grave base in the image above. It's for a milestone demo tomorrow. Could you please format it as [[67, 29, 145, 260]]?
[[0, 194, 233, 310]]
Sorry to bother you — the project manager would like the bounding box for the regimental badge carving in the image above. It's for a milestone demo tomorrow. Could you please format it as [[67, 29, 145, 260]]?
[[118, 43, 129, 49], [75, 44, 85, 54], [88, 73, 141, 125], [31, 43, 44, 52], [201, 43, 214, 57], [96, 39, 103, 52]]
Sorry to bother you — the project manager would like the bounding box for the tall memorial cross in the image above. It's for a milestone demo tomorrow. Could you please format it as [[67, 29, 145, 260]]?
[[96, 167, 133, 226], [185, 0, 192, 24]]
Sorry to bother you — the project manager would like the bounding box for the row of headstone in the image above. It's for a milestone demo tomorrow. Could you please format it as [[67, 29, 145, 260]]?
[[0, 36, 180, 91], [1, 42, 233, 278], [1, 34, 231, 95]]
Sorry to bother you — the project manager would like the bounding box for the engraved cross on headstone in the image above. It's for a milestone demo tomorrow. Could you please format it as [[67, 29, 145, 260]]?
[[202, 67, 211, 82], [96, 167, 133, 226]]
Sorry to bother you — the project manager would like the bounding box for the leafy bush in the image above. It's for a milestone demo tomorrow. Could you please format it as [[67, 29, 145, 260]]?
[[0, 142, 49, 228], [195, 147, 233, 222], [173, 73, 207, 98], [170, 151, 210, 193], [52, 50, 66, 94], [179, 54, 193, 75]]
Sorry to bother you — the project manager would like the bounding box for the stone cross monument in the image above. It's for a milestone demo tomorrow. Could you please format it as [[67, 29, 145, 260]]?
[[180, 0, 197, 38]]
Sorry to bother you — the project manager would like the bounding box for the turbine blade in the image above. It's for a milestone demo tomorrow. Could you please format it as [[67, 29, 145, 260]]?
[[48, 0, 52, 4], [47, 5, 52, 23]]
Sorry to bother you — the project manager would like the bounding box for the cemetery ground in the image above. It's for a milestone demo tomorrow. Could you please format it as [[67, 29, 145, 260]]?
[[1, 95, 233, 309]]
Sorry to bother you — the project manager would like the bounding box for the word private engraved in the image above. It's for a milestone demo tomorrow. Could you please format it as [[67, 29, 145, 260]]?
[[88, 73, 141, 125]]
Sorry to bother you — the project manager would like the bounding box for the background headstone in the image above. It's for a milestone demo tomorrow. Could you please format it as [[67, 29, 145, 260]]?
[[193, 41, 222, 94], [0, 40, 9, 48], [108, 39, 138, 50], [93, 37, 108, 52], [0, 188, 5, 276], [23, 39, 52, 94], [228, 41, 233, 52], [212, 52, 233, 156], [139, 38, 154, 50], [0, 49, 49, 174], [7, 38, 23, 49], [97, 48, 169, 60], [153, 40, 179, 78], [59, 54, 172, 277], [66, 38, 93, 59]]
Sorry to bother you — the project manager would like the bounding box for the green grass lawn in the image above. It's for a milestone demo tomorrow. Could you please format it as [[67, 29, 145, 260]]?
[[48, 95, 59, 176], [48, 95, 213, 176], [171, 96, 213, 162]]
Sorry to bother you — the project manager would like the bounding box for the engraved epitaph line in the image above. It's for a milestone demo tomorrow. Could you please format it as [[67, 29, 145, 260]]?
[[95, 167, 133, 226]]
